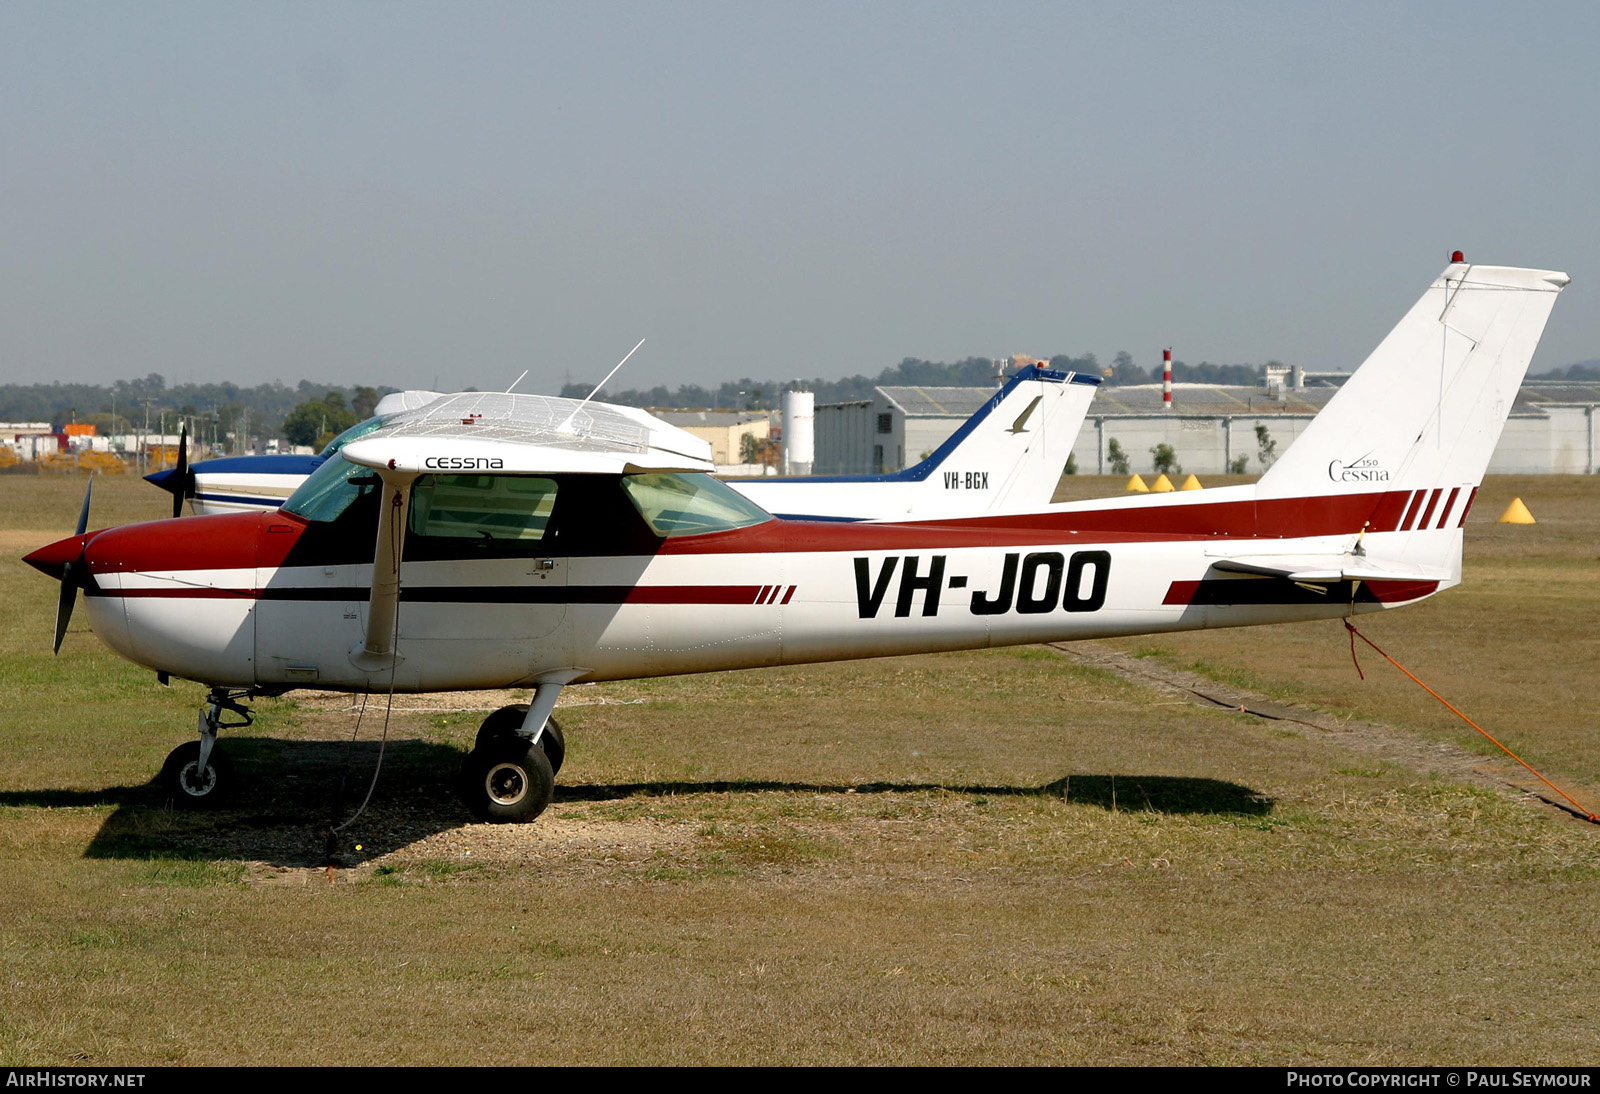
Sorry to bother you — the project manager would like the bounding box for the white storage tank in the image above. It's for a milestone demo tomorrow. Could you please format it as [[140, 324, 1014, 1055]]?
[[782, 390, 815, 476]]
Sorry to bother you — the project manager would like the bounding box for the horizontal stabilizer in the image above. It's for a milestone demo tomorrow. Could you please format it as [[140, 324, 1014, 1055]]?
[[1207, 554, 1450, 583]]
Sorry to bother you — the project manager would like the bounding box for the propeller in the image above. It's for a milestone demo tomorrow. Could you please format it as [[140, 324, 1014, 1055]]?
[[52, 476, 94, 654]]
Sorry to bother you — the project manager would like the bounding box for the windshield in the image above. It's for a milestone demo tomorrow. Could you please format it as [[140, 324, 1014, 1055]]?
[[620, 472, 771, 537], [320, 416, 388, 456], [282, 456, 382, 523]]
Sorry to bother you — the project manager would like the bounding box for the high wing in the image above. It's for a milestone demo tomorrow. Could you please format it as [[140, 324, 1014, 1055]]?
[[341, 390, 715, 477], [373, 389, 446, 416]]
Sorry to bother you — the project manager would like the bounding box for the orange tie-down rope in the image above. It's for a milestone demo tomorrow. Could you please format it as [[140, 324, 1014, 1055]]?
[[1343, 619, 1598, 824]]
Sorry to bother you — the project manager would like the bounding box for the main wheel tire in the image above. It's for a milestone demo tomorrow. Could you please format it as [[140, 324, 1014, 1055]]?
[[460, 736, 555, 823], [160, 741, 235, 808], [475, 705, 565, 775]]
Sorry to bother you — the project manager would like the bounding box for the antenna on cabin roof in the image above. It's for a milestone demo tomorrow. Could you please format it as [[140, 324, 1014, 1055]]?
[[505, 369, 530, 393], [557, 337, 646, 433]]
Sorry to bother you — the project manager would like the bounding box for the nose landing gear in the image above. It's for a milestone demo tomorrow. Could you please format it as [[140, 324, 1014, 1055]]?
[[160, 687, 255, 808]]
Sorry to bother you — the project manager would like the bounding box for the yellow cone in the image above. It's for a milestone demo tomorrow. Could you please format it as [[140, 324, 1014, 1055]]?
[[1497, 497, 1535, 524], [1125, 474, 1149, 492], [1179, 474, 1203, 491], [1150, 473, 1175, 493]]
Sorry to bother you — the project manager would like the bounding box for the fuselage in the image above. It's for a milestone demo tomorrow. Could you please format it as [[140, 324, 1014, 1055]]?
[[52, 477, 1448, 693]]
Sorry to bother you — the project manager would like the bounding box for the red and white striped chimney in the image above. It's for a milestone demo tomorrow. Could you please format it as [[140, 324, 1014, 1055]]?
[[1162, 348, 1172, 410]]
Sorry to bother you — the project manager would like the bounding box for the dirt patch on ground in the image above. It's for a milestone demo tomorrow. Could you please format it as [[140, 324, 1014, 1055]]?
[[1049, 640, 1598, 825], [242, 813, 698, 884]]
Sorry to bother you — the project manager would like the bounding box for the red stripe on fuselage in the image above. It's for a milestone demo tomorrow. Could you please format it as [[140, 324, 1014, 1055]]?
[[91, 582, 778, 606], [658, 489, 1418, 556], [70, 487, 1438, 581], [623, 585, 769, 605]]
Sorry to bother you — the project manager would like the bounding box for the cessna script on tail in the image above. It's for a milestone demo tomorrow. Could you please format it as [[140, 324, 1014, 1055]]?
[[28, 259, 1568, 825], [146, 364, 1099, 522]]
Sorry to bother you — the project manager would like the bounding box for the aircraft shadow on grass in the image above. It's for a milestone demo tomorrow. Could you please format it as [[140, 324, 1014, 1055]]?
[[0, 737, 1274, 869]]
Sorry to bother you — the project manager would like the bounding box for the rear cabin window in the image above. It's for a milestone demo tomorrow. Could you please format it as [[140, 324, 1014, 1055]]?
[[408, 475, 558, 544], [619, 472, 771, 537]]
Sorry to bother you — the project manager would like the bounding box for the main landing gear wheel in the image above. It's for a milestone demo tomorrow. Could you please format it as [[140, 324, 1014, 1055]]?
[[160, 740, 235, 808], [475, 704, 565, 775], [460, 735, 555, 824]]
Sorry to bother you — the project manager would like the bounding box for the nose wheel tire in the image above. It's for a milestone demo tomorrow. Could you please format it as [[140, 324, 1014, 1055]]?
[[160, 741, 235, 808], [475, 705, 565, 775], [460, 735, 555, 823]]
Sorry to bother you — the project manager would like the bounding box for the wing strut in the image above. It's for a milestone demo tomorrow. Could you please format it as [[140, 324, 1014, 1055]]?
[[350, 467, 416, 671]]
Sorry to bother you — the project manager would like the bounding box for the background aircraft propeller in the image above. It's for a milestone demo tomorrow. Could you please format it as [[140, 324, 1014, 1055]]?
[[143, 425, 193, 517], [170, 426, 189, 517]]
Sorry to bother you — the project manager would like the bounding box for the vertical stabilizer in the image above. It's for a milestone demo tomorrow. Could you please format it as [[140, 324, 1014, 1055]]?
[[1258, 262, 1568, 501]]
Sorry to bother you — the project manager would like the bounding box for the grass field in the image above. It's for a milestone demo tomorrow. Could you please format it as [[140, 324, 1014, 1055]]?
[[0, 472, 1595, 1065]]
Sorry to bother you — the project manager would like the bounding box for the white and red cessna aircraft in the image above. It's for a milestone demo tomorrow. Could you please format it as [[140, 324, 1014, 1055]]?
[[146, 363, 1100, 522], [26, 259, 1567, 824]]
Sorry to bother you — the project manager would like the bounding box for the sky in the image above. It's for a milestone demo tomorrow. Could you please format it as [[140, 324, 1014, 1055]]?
[[2, 1, 1597, 394]]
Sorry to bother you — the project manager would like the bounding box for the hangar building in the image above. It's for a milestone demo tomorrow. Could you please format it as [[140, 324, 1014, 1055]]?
[[812, 376, 1600, 477]]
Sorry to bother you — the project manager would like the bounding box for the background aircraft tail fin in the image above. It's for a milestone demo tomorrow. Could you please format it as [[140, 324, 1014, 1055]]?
[[742, 365, 1100, 520], [907, 364, 1101, 512]]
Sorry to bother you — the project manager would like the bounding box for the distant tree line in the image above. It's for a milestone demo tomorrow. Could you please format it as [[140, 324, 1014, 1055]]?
[[0, 373, 390, 452], [6, 352, 1592, 446], [1531, 360, 1600, 381]]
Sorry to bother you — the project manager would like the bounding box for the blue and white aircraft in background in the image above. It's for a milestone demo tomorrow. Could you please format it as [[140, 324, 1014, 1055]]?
[[146, 365, 1101, 522]]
